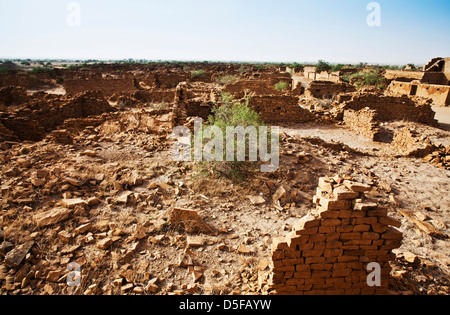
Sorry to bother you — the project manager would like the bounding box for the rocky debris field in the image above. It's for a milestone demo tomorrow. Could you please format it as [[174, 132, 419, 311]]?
[[0, 63, 449, 295]]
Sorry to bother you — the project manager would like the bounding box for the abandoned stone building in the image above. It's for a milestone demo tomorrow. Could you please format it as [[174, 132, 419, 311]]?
[[386, 57, 450, 106]]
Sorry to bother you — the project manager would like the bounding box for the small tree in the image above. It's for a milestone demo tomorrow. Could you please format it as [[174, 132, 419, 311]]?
[[316, 60, 331, 72], [191, 69, 206, 79], [195, 93, 266, 181], [330, 64, 344, 72], [274, 81, 290, 91]]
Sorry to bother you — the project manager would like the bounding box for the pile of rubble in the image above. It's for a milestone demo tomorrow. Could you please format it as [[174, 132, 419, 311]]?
[[423, 145, 450, 170]]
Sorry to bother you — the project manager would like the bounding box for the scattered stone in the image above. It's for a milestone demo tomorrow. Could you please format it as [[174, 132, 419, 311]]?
[[31, 178, 45, 187], [62, 198, 88, 209], [116, 191, 133, 204], [272, 186, 286, 202], [187, 236, 204, 247], [343, 180, 372, 192], [4, 241, 34, 268], [65, 177, 85, 187], [167, 207, 213, 234], [179, 252, 194, 267], [112, 278, 123, 287], [403, 252, 421, 266], [0, 241, 14, 257], [33, 208, 72, 228], [87, 197, 101, 206], [97, 238, 113, 250], [75, 222, 93, 234], [120, 283, 134, 293], [189, 266, 204, 283], [247, 195, 265, 205], [82, 150, 98, 157], [389, 195, 402, 207], [237, 244, 253, 255], [46, 270, 62, 283]]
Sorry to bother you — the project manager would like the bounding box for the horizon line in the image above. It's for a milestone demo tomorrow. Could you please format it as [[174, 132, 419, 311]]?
[[0, 57, 428, 67]]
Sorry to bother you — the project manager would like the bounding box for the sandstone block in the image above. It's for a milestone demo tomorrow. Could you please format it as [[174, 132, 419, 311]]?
[[33, 208, 72, 228], [382, 227, 403, 240], [5, 241, 34, 268], [62, 198, 87, 209], [378, 216, 402, 228], [344, 181, 372, 192], [333, 186, 360, 200], [320, 198, 351, 211]]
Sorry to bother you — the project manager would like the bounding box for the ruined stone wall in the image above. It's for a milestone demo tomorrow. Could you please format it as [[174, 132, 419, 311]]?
[[386, 81, 413, 96], [343, 108, 382, 142], [132, 89, 176, 104], [416, 84, 450, 107], [341, 94, 438, 125], [0, 121, 19, 142], [223, 80, 283, 98], [0, 91, 115, 141], [0, 72, 57, 89], [391, 127, 435, 157], [384, 70, 424, 82], [143, 72, 190, 89], [248, 95, 315, 124], [307, 81, 355, 99], [64, 74, 137, 96], [0, 86, 29, 107], [387, 81, 450, 107], [269, 177, 403, 295], [421, 72, 448, 85]]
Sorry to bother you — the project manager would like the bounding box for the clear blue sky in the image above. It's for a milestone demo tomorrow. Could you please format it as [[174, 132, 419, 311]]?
[[1, 0, 449, 65]]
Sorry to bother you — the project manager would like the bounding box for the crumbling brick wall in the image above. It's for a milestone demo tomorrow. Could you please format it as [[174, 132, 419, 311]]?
[[132, 90, 176, 104], [0, 91, 115, 141], [343, 108, 382, 142], [0, 72, 57, 89], [269, 177, 403, 295], [143, 72, 190, 89], [391, 127, 435, 157], [0, 86, 29, 107], [341, 94, 438, 125], [306, 81, 355, 99], [387, 81, 450, 107], [64, 74, 138, 96], [248, 95, 315, 124], [223, 80, 282, 98]]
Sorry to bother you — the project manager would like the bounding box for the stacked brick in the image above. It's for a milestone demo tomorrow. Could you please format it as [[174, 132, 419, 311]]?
[[248, 95, 315, 124], [343, 108, 382, 142], [269, 176, 403, 295]]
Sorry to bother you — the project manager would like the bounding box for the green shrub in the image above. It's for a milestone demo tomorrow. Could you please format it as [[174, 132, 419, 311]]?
[[316, 60, 331, 72], [350, 70, 385, 89], [194, 92, 266, 181], [215, 75, 239, 85], [238, 65, 250, 74], [330, 64, 345, 72], [191, 70, 206, 79], [274, 81, 289, 91], [31, 67, 53, 74]]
